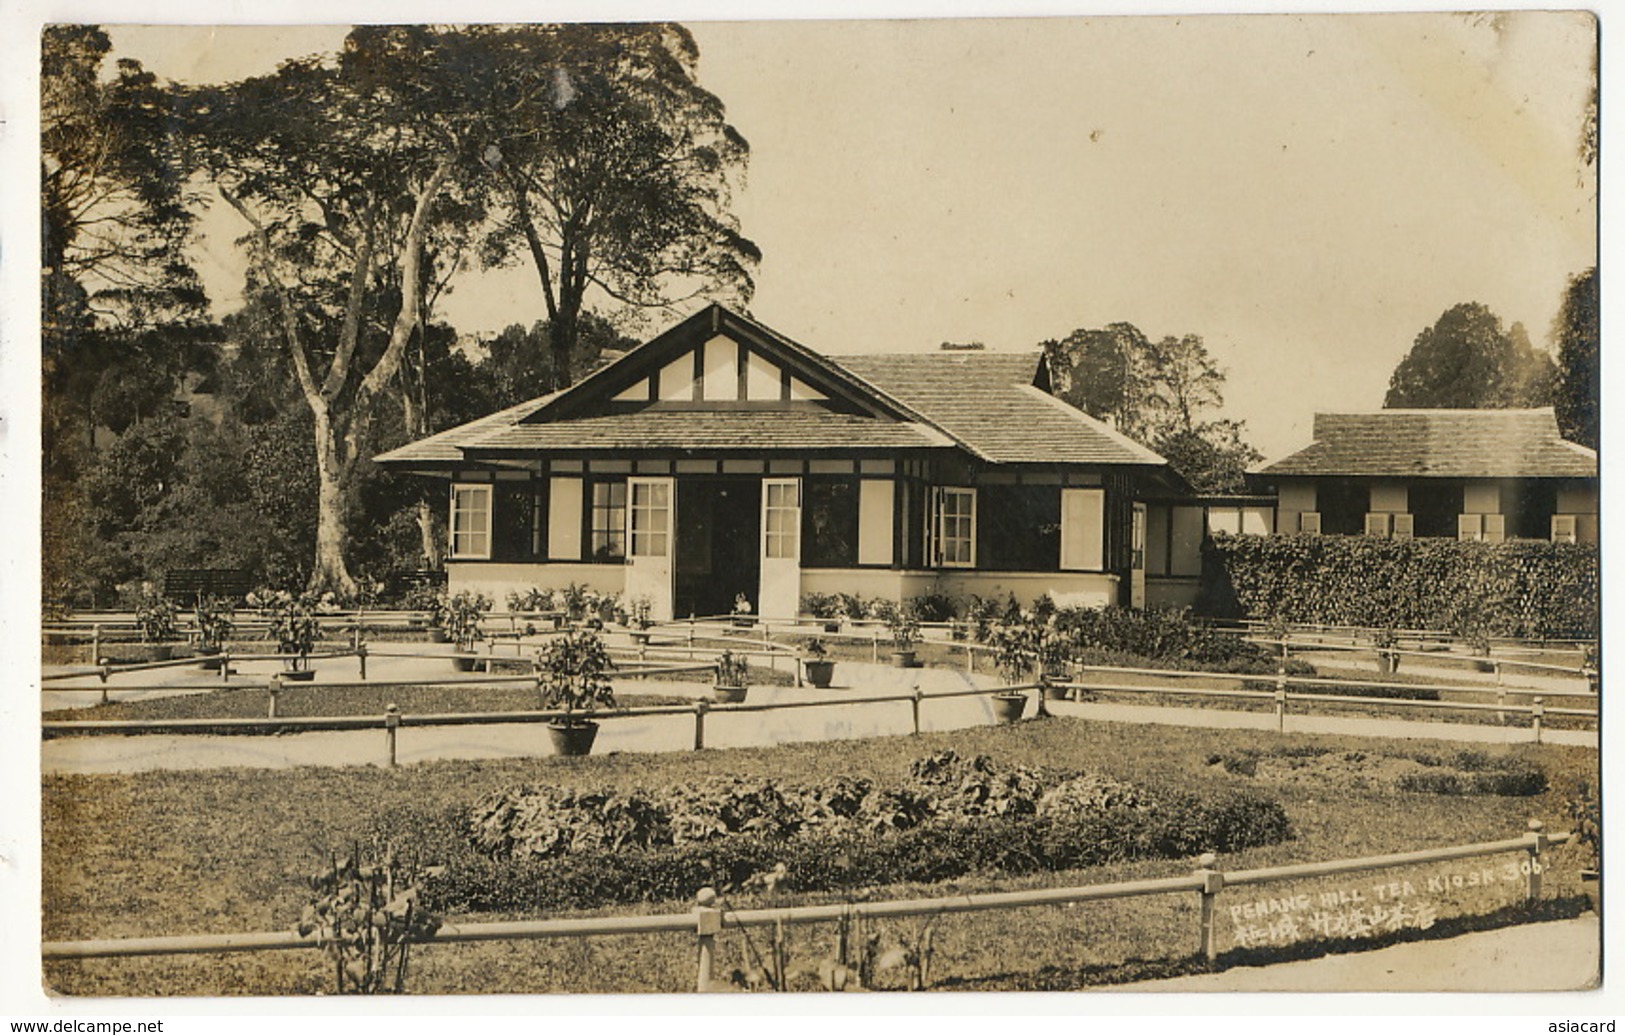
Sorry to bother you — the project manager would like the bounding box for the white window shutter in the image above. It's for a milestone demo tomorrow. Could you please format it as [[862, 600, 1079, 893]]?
[[1458, 514, 1483, 541], [1364, 512, 1391, 537], [1483, 513, 1506, 543], [1552, 514, 1578, 543], [1298, 512, 1321, 535], [1060, 488, 1105, 570], [1391, 513, 1414, 539]]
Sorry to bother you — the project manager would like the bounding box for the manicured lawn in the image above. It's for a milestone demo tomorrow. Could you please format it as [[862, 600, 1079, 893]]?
[[41, 715, 1596, 996]]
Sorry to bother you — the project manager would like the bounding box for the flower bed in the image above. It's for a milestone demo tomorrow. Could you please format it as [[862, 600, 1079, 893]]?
[[408, 751, 1290, 912]]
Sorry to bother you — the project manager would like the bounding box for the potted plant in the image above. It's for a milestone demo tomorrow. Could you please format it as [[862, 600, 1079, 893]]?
[[803, 638, 836, 689], [193, 594, 235, 671], [989, 622, 1033, 723], [732, 593, 756, 628], [134, 590, 180, 661], [628, 595, 655, 645], [1373, 627, 1401, 676], [254, 589, 323, 681], [883, 602, 920, 668], [536, 629, 617, 756], [713, 649, 751, 703], [444, 591, 492, 671], [1035, 622, 1072, 701]]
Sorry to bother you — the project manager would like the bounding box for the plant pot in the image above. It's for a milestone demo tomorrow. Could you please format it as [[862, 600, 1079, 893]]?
[[196, 647, 224, 671], [712, 684, 747, 704], [733, 616, 756, 628], [890, 650, 917, 669], [991, 691, 1028, 724], [1377, 653, 1399, 676], [452, 654, 482, 673], [804, 659, 836, 689], [1474, 658, 1495, 674], [282, 668, 316, 682], [428, 628, 450, 643], [631, 630, 652, 646], [547, 720, 599, 757], [824, 621, 841, 634], [1043, 682, 1070, 702], [145, 643, 175, 662]]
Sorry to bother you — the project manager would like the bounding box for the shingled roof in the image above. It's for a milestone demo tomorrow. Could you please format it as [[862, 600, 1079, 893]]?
[[461, 409, 952, 454], [838, 352, 1166, 466], [376, 308, 1168, 470], [1254, 409, 1596, 479]]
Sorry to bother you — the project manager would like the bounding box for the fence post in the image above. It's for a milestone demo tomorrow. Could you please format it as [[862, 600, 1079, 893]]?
[[1525, 819, 1548, 901], [912, 689, 924, 736], [220, 651, 232, 685], [693, 698, 710, 751], [1497, 687, 1507, 725], [267, 674, 282, 719], [97, 660, 110, 704], [965, 643, 975, 674], [385, 703, 400, 768], [357, 643, 368, 681], [1531, 697, 1545, 744], [92, 624, 101, 665], [1194, 852, 1225, 962], [872, 630, 880, 665], [694, 887, 722, 992], [1274, 687, 1287, 734]]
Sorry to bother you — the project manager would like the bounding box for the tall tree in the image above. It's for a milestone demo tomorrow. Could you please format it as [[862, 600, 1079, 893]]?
[[1383, 302, 1556, 409], [468, 24, 760, 385], [188, 36, 472, 595], [1044, 324, 1261, 491], [1551, 267, 1599, 449], [42, 25, 213, 461]]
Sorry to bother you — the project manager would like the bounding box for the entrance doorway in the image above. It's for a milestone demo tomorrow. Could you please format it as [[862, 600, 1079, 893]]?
[[674, 478, 762, 619]]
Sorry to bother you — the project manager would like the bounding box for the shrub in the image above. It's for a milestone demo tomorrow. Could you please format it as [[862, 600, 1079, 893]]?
[[908, 593, 960, 623], [1201, 533, 1599, 640], [423, 752, 1293, 913]]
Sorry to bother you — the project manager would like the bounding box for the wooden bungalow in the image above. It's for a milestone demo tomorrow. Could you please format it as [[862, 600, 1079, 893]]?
[[376, 305, 1186, 620]]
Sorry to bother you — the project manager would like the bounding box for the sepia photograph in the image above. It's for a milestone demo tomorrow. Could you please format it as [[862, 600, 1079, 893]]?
[[7, 0, 1607, 1020]]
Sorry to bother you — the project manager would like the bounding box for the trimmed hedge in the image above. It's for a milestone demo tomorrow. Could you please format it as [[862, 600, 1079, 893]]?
[[1200, 534, 1598, 639], [406, 791, 1291, 914]]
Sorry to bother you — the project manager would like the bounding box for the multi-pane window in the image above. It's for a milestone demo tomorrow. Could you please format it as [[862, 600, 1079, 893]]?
[[934, 487, 976, 567], [802, 478, 858, 567], [764, 480, 800, 559], [629, 481, 669, 557], [450, 484, 492, 559], [590, 480, 627, 561]]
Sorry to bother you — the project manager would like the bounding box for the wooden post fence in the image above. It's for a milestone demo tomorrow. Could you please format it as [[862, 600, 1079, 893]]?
[[267, 675, 281, 719], [1194, 852, 1223, 961], [694, 887, 721, 992], [385, 704, 400, 768], [693, 699, 710, 751]]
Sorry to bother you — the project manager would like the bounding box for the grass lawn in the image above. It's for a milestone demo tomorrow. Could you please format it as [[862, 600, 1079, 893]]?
[[41, 715, 1597, 996]]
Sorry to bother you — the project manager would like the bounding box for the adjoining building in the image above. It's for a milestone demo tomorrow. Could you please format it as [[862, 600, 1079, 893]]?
[[376, 305, 1189, 620], [1248, 408, 1599, 544]]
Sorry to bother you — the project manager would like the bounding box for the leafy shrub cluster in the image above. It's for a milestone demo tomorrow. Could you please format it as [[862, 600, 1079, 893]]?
[[409, 789, 1290, 915], [1201, 533, 1598, 640], [1207, 746, 1546, 797], [411, 752, 1291, 913], [1051, 606, 1276, 669], [468, 751, 1148, 859]]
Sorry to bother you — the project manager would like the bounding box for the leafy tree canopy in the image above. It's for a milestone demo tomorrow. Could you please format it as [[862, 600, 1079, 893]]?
[[1551, 267, 1598, 449], [1383, 302, 1555, 410], [1043, 325, 1261, 492]]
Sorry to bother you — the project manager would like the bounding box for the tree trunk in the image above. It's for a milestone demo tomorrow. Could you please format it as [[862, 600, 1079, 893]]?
[[416, 496, 440, 569], [310, 409, 358, 597]]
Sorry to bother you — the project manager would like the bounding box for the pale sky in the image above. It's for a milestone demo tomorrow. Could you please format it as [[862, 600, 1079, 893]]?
[[94, 12, 1601, 459]]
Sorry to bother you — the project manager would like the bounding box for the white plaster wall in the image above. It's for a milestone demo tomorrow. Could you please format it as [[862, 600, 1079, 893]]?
[[1277, 480, 1316, 534], [1558, 486, 1598, 513], [1463, 481, 1501, 514], [1369, 480, 1408, 514], [799, 569, 1118, 609]]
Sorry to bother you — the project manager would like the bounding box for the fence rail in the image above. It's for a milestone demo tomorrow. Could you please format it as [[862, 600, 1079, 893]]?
[[42, 823, 1571, 993]]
